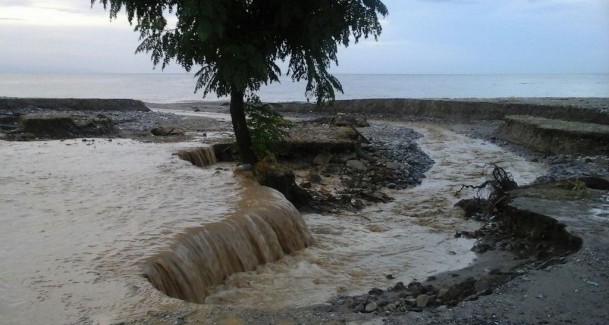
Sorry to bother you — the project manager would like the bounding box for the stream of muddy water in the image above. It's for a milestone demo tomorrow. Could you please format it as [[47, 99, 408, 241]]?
[[0, 121, 545, 324]]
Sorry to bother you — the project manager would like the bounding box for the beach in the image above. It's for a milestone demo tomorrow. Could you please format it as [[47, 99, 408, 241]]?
[[1, 97, 608, 324]]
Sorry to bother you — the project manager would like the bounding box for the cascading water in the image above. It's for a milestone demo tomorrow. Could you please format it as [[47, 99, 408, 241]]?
[[177, 146, 217, 167], [0, 122, 549, 324], [144, 184, 314, 303]]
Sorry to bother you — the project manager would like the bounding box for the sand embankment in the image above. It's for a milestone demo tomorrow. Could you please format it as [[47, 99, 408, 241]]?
[[278, 98, 609, 124], [0, 97, 150, 112]]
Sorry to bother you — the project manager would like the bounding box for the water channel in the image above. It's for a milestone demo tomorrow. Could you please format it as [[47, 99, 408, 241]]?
[[0, 121, 546, 324]]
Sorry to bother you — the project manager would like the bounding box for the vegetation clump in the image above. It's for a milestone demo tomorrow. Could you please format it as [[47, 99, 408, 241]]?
[[245, 95, 291, 160]]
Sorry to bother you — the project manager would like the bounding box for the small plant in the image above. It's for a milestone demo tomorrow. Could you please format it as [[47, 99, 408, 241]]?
[[245, 95, 292, 160]]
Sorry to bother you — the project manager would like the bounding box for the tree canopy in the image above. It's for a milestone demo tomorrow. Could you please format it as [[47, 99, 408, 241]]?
[[93, 0, 388, 163]]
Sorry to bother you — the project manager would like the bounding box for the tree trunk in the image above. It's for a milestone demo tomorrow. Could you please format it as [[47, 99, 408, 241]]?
[[229, 90, 256, 164]]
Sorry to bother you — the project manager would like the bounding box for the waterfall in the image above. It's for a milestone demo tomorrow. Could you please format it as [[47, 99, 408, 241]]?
[[177, 147, 217, 167], [143, 185, 314, 303]]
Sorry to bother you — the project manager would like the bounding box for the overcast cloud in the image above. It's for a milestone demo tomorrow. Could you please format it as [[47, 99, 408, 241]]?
[[0, 0, 608, 74]]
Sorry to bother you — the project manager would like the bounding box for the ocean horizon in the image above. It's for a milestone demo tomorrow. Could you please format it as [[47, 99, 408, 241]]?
[[1, 72, 607, 103]]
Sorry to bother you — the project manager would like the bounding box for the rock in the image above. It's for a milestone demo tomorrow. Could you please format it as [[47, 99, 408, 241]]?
[[313, 152, 333, 166], [405, 298, 417, 306], [150, 126, 184, 136], [363, 191, 393, 203], [364, 301, 378, 313], [353, 302, 365, 313], [354, 117, 370, 127], [387, 183, 397, 189], [390, 282, 407, 291], [368, 288, 384, 296], [436, 305, 448, 312], [346, 160, 367, 171], [385, 161, 401, 169], [437, 288, 449, 301], [472, 241, 491, 253], [385, 302, 400, 312], [308, 172, 323, 184], [415, 294, 431, 308], [212, 143, 238, 162], [352, 199, 366, 210], [341, 152, 358, 162], [332, 113, 369, 127], [407, 281, 424, 295], [474, 278, 491, 294], [255, 160, 311, 208]]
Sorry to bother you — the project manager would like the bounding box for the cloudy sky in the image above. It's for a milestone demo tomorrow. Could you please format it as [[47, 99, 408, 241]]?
[[0, 0, 608, 74]]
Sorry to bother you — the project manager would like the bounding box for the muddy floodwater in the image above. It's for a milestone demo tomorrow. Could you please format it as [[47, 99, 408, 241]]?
[[0, 122, 546, 324]]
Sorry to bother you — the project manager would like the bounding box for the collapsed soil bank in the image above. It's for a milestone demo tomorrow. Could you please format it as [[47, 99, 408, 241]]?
[[499, 115, 609, 155]]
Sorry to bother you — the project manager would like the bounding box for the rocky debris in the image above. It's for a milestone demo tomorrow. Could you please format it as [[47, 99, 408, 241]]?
[[534, 154, 609, 185], [288, 122, 433, 213], [331, 267, 530, 316], [0, 106, 230, 141], [330, 176, 589, 317]]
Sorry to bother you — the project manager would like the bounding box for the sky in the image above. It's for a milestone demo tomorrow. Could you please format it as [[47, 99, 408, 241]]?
[[0, 0, 608, 74]]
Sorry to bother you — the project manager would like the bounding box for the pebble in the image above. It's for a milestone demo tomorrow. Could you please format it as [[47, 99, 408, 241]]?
[[416, 294, 431, 308], [364, 301, 378, 313]]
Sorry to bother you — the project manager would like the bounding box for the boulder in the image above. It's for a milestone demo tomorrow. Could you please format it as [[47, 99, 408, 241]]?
[[346, 159, 367, 171]]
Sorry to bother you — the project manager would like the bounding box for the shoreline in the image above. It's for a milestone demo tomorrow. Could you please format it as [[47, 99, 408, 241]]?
[[1, 97, 608, 324]]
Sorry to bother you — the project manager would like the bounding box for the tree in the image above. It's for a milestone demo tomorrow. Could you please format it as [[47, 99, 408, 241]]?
[[93, 0, 388, 164]]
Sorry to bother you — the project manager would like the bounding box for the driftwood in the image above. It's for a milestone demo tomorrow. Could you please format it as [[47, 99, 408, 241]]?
[[455, 165, 518, 216]]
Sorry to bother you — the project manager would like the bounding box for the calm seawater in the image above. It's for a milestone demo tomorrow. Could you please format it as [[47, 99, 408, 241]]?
[[0, 73, 607, 103]]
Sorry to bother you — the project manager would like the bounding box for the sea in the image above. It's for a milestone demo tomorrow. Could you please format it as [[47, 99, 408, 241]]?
[[0, 72, 608, 103]]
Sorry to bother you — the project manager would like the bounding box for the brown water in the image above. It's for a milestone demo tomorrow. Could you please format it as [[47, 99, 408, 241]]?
[[0, 139, 242, 324], [176, 146, 217, 167], [144, 182, 314, 303], [198, 123, 546, 308], [0, 122, 546, 324]]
